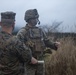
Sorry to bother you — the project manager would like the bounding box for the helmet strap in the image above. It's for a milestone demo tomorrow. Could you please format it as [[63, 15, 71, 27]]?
[[38, 19, 40, 25]]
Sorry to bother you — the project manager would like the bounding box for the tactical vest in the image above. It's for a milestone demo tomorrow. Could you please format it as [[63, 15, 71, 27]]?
[[25, 27, 45, 58]]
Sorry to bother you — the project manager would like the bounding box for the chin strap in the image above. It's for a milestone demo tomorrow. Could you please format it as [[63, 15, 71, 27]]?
[[38, 19, 40, 25]]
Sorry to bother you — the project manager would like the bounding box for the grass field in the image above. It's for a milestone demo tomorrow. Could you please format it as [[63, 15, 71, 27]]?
[[45, 37, 76, 75]]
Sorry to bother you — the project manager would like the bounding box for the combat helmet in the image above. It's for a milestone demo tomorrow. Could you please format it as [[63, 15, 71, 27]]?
[[1, 11, 16, 26], [24, 9, 39, 22]]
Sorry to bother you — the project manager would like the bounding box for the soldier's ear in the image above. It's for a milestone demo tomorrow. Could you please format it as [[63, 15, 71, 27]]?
[[11, 22, 15, 28]]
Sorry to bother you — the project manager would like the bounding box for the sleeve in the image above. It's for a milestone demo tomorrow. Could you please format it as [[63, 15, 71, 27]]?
[[10, 36, 32, 63], [17, 28, 27, 43], [43, 38, 57, 50], [42, 30, 57, 50], [16, 42, 32, 63]]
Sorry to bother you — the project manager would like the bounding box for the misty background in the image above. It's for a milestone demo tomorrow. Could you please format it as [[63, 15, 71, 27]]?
[[0, 0, 76, 33]]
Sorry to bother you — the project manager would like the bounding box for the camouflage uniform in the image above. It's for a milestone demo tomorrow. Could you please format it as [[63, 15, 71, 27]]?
[[0, 12, 32, 75], [17, 9, 57, 75]]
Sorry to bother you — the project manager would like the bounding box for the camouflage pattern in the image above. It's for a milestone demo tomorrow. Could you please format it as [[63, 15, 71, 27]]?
[[1, 11, 16, 26], [24, 9, 39, 22], [0, 31, 32, 75], [17, 25, 57, 75]]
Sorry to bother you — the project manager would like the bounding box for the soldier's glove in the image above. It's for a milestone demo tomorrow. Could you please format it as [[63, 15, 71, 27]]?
[[43, 48, 52, 54]]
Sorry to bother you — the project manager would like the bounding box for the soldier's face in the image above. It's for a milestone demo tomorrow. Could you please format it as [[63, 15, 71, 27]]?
[[30, 18, 38, 26]]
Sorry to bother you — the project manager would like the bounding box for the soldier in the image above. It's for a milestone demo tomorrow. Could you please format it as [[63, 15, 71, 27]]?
[[17, 9, 60, 75], [0, 11, 38, 75]]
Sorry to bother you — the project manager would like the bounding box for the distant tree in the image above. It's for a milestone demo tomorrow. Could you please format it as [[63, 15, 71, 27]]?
[[40, 21, 63, 35], [74, 23, 76, 32], [50, 21, 63, 32]]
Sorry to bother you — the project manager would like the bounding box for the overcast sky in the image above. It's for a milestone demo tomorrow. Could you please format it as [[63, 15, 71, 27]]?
[[0, 0, 76, 32]]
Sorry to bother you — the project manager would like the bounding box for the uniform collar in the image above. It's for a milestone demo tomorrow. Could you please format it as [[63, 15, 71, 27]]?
[[1, 31, 12, 36]]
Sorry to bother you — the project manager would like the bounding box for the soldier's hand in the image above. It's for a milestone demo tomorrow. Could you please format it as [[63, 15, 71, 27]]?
[[31, 57, 38, 64], [54, 41, 61, 48]]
